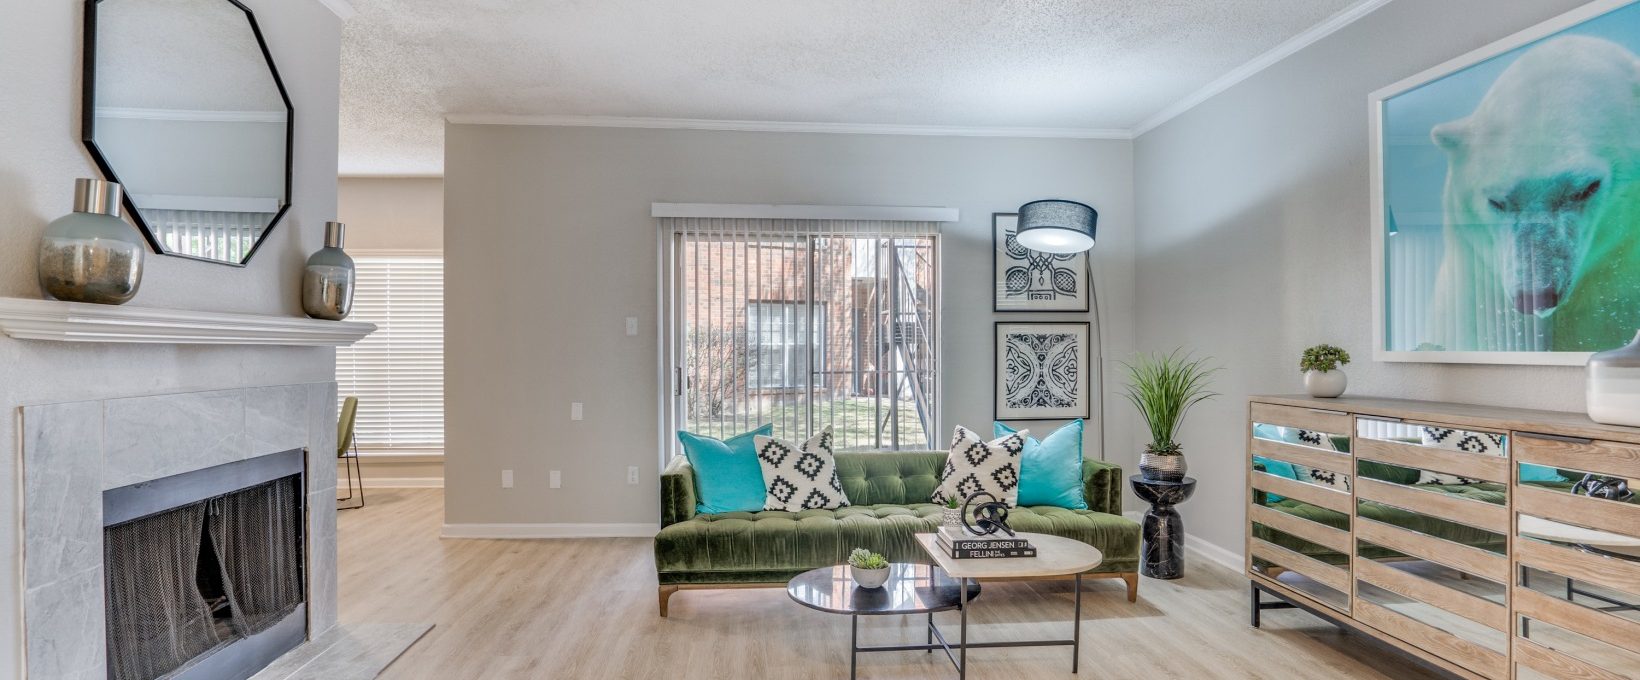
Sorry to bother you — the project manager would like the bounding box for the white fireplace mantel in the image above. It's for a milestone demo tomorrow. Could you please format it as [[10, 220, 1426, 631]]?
[[0, 297, 375, 346]]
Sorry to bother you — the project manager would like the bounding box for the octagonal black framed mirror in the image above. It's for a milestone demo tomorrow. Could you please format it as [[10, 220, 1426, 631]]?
[[82, 0, 293, 267]]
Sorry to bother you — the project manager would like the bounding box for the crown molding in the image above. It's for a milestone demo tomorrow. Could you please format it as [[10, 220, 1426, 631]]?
[[444, 113, 1133, 140], [1132, 0, 1392, 136], [316, 0, 356, 20]]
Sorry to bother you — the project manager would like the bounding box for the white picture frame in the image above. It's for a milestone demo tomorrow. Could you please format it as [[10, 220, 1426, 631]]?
[[1369, 0, 1639, 365]]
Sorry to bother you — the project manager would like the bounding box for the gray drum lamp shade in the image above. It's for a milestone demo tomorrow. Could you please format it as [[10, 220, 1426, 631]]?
[[1016, 200, 1097, 253]]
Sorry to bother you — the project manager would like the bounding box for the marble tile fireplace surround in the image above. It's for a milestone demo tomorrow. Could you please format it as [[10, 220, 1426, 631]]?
[[20, 383, 340, 680]]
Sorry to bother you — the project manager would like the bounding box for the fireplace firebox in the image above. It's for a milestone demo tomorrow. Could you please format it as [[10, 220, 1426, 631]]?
[[102, 449, 307, 680]]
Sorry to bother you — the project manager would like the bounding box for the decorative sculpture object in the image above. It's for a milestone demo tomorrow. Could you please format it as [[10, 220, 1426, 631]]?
[[1573, 473, 1634, 502], [960, 491, 1016, 538]]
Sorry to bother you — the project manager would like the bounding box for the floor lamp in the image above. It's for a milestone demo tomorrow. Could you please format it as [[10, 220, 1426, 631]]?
[[1015, 200, 1106, 459]]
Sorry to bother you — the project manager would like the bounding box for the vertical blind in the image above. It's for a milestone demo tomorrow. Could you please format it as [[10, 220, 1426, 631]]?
[[664, 218, 939, 453], [142, 209, 270, 262], [334, 254, 445, 452]]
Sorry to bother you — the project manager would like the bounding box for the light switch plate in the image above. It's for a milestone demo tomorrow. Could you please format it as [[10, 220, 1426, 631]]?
[[625, 317, 639, 336], [501, 469, 514, 488], [627, 466, 639, 485], [550, 470, 562, 489], [571, 402, 584, 421]]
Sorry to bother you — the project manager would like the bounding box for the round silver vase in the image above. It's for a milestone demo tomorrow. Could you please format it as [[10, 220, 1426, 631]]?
[[1139, 451, 1187, 482], [38, 178, 144, 304], [302, 222, 355, 320], [1587, 330, 1640, 427]]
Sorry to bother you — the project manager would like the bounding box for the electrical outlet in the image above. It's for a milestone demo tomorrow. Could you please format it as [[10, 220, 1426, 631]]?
[[627, 466, 639, 485], [571, 402, 584, 421], [625, 317, 639, 336], [550, 470, 562, 489], [501, 469, 514, 488]]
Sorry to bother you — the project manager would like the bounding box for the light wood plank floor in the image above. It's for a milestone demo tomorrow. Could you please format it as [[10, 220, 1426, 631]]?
[[340, 489, 1441, 679]]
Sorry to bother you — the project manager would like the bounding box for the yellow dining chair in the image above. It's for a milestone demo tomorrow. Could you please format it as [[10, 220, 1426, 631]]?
[[337, 396, 364, 509]]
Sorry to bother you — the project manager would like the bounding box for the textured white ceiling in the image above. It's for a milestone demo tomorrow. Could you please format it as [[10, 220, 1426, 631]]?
[[339, 0, 1362, 176]]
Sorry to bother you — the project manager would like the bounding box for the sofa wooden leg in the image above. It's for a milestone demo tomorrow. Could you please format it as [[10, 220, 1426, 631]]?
[[1122, 572, 1139, 603], [658, 585, 679, 617]]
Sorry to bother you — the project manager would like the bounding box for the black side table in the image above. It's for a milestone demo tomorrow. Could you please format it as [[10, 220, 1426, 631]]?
[[1130, 475, 1197, 580]]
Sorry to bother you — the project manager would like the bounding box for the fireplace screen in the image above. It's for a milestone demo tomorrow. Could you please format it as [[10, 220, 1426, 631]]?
[[104, 475, 304, 680]]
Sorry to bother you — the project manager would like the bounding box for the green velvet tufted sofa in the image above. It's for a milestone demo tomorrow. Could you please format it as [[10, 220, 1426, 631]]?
[[654, 450, 1141, 616]]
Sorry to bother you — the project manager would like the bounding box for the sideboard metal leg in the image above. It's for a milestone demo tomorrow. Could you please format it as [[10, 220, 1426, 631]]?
[[1251, 583, 1261, 628]]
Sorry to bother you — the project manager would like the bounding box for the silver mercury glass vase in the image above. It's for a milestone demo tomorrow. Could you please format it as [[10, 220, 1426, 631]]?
[[38, 178, 144, 304], [302, 221, 356, 320], [1587, 330, 1640, 427], [1139, 451, 1188, 482]]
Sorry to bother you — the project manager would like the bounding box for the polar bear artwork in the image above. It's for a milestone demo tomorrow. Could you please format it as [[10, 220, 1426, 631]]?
[[1429, 36, 1640, 352]]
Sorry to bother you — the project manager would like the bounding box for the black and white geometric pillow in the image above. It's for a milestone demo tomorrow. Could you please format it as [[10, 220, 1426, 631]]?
[[754, 426, 850, 512], [1415, 426, 1498, 485], [931, 426, 1026, 507]]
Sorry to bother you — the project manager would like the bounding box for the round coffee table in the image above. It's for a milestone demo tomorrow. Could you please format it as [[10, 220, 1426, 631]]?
[[788, 563, 979, 679]]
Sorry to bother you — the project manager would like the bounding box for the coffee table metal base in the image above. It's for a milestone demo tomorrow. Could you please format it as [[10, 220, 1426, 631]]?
[[846, 573, 1083, 679]]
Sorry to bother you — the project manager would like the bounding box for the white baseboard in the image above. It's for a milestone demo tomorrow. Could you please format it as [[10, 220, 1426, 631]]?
[[440, 522, 659, 539], [353, 477, 444, 489], [1186, 534, 1245, 573]]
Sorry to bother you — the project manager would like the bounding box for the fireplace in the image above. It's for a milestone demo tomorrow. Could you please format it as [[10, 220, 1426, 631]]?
[[102, 449, 307, 680]]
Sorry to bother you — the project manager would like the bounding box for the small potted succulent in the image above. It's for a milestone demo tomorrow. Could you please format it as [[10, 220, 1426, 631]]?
[[1300, 344, 1351, 398], [847, 548, 890, 588], [941, 496, 962, 528]]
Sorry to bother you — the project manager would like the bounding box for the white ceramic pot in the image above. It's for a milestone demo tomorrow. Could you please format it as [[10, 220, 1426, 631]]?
[[1588, 330, 1640, 427], [851, 566, 890, 589], [941, 507, 962, 528], [1304, 369, 1347, 398]]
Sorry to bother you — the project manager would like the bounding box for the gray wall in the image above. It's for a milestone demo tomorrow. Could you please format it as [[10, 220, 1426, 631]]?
[[337, 177, 447, 486], [444, 125, 1136, 526], [0, 0, 342, 671], [1133, 0, 1590, 560]]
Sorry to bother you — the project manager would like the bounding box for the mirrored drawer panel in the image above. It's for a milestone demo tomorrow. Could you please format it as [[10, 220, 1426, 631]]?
[[1356, 418, 1508, 458], [1516, 616, 1640, 677], [1252, 556, 1349, 612], [1357, 499, 1507, 554], [1520, 564, 1639, 625], [1356, 418, 1509, 486], [1252, 488, 1350, 529], [1357, 580, 1508, 655], [1251, 403, 1352, 442], [1358, 539, 1506, 606], [1355, 460, 1510, 535]]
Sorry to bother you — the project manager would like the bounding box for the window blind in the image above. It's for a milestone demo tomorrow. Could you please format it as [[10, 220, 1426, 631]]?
[[663, 218, 939, 453], [335, 254, 444, 453]]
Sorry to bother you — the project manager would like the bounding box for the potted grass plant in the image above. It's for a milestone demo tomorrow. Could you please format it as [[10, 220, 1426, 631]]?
[[1120, 350, 1220, 482], [847, 548, 890, 588], [1300, 344, 1351, 398]]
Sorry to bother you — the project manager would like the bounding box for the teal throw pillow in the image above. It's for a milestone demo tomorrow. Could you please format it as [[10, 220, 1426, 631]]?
[[678, 425, 773, 514], [996, 420, 1087, 509], [1518, 462, 1566, 483]]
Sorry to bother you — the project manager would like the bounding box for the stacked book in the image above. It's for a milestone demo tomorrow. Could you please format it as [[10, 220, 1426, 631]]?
[[935, 526, 1035, 559]]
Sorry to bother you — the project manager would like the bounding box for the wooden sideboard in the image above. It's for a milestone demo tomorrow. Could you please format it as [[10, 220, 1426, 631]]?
[[1245, 395, 1640, 680]]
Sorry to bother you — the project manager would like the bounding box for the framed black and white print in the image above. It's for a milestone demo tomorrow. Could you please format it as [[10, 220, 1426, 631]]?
[[993, 213, 1090, 312], [995, 322, 1091, 421]]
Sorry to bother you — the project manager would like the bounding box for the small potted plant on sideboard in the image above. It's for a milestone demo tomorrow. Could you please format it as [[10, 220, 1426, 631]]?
[[1300, 344, 1351, 398]]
